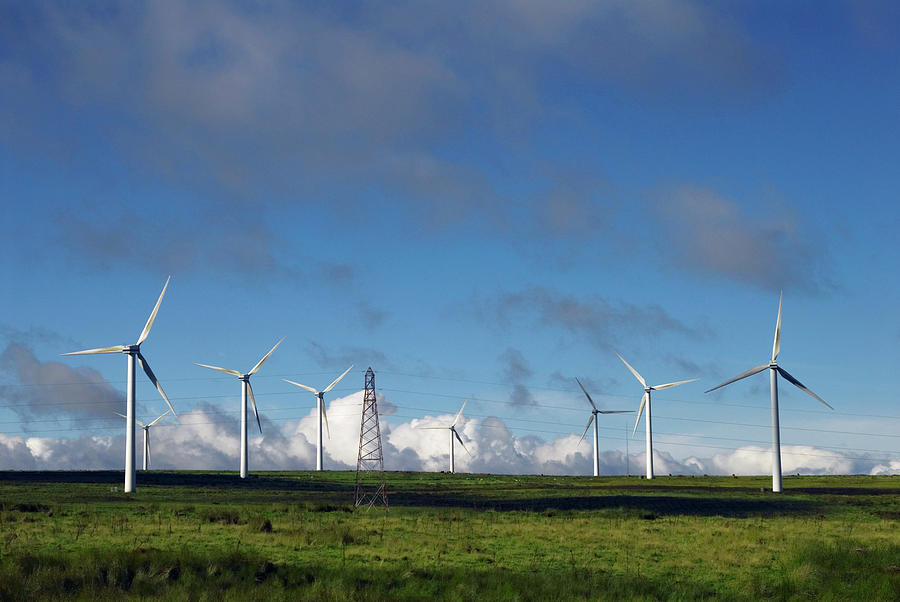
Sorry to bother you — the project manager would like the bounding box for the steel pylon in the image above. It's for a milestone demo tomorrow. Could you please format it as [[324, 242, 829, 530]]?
[[354, 367, 388, 509]]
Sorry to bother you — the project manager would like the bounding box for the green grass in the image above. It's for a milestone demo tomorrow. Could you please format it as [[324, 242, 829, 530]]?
[[0, 471, 897, 600]]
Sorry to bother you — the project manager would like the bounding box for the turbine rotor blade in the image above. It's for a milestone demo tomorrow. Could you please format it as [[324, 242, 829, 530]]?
[[772, 291, 783, 362], [323, 365, 354, 393], [704, 365, 768, 394], [137, 276, 170, 345], [138, 353, 176, 417], [652, 378, 698, 391], [452, 400, 467, 427], [575, 377, 598, 410], [454, 429, 472, 456], [249, 337, 284, 375], [147, 409, 171, 427], [247, 382, 263, 434], [578, 414, 595, 445], [416, 425, 451, 429], [62, 345, 127, 355], [321, 398, 331, 439], [282, 379, 319, 394], [776, 367, 833, 410], [114, 411, 145, 427], [598, 410, 634, 414], [195, 363, 242, 377], [615, 353, 646, 388], [632, 392, 648, 436]]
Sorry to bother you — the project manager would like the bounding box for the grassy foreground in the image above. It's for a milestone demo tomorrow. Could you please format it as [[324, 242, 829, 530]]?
[[0, 471, 897, 600]]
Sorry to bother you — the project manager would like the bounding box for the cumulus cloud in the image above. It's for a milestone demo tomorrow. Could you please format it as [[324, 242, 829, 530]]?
[[2, 389, 895, 476], [650, 186, 832, 293]]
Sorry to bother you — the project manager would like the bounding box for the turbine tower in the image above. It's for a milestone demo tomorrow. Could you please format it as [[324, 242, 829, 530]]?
[[114, 409, 170, 470], [62, 277, 177, 493], [574, 378, 632, 477], [195, 338, 284, 478], [616, 353, 696, 480], [283, 365, 353, 471], [418, 401, 470, 473], [705, 293, 833, 493]]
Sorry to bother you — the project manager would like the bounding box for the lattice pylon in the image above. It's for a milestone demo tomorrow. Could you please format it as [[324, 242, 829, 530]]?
[[354, 367, 388, 509]]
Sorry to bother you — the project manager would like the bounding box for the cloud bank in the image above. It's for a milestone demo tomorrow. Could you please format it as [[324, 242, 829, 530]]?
[[1, 391, 894, 477]]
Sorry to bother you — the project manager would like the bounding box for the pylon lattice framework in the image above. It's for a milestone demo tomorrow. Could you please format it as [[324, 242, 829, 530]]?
[[354, 367, 388, 509]]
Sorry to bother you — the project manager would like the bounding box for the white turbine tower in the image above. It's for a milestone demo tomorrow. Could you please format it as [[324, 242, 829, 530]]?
[[417, 401, 471, 473], [575, 378, 632, 477], [282, 365, 353, 471], [195, 338, 284, 479], [705, 293, 833, 493], [114, 409, 170, 470], [62, 277, 177, 493], [616, 353, 696, 480]]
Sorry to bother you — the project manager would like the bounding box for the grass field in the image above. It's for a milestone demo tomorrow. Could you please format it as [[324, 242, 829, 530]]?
[[0, 470, 897, 600]]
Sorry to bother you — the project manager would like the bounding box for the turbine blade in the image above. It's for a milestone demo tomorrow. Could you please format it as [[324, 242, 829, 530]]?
[[452, 400, 467, 427], [138, 353, 176, 417], [249, 337, 284, 375], [454, 429, 472, 456], [575, 377, 598, 411], [321, 398, 331, 439], [598, 410, 634, 414], [195, 363, 242, 377], [416, 425, 451, 429], [632, 392, 648, 436], [772, 291, 783, 362], [282, 379, 319, 394], [137, 276, 170, 345], [323, 365, 354, 393], [147, 409, 171, 427], [577, 414, 595, 445], [62, 345, 126, 355], [704, 365, 768, 393], [615, 353, 646, 388], [777, 367, 833, 410], [652, 378, 698, 391], [114, 411, 146, 427], [247, 382, 263, 434]]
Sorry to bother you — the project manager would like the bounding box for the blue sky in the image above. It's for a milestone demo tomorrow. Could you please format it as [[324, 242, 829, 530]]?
[[1, 1, 898, 475]]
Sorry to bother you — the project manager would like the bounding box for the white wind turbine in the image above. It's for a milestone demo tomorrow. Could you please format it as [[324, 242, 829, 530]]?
[[705, 293, 832, 493], [417, 401, 471, 473], [195, 338, 284, 479], [616, 353, 697, 480], [62, 277, 177, 493], [114, 409, 170, 471], [575, 378, 633, 477], [282, 365, 353, 471]]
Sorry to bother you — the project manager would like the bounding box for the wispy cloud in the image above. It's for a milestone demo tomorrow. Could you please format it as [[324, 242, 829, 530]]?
[[0, 343, 123, 425], [650, 186, 832, 293], [478, 286, 706, 351], [498, 348, 536, 407]]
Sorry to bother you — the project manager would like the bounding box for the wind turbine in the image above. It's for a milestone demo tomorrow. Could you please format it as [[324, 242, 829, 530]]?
[[114, 409, 170, 470], [616, 353, 697, 480], [62, 277, 177, 493], [417, 401, 471, 473], [282, 365, 353, 471], [195, 338, 284, 478], [575, 378, 632, 477], [705, 293, 832, 493]]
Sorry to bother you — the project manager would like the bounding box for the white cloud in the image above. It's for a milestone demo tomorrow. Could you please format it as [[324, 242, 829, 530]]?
[[1, 392, 896, 478]]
